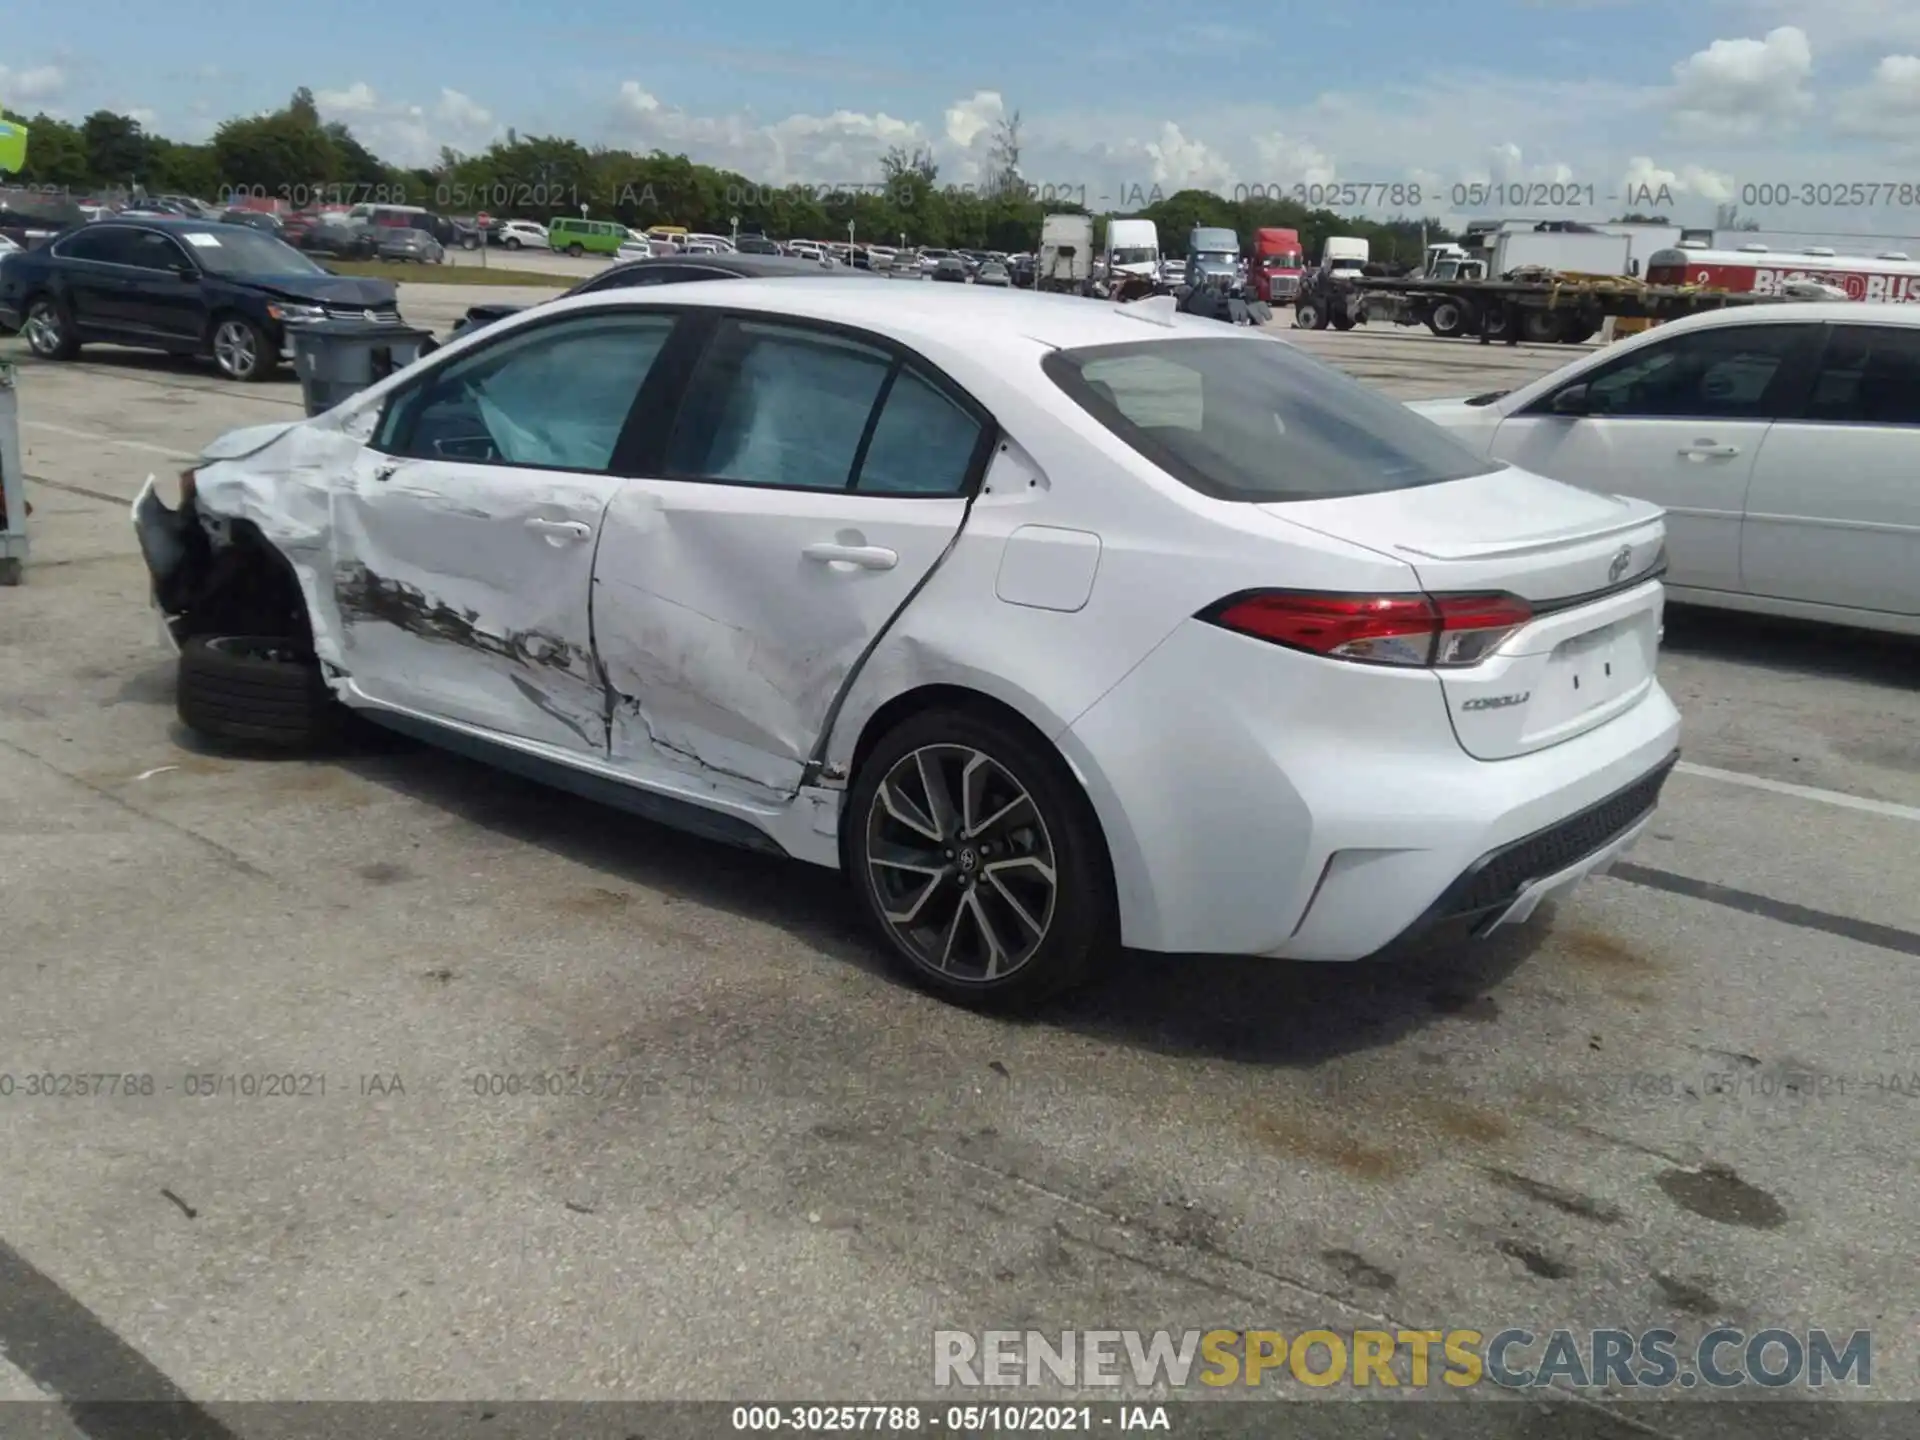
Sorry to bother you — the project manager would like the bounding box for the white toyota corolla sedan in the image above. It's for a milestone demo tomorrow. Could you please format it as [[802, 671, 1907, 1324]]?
[[133, 280, 1681, 1008]]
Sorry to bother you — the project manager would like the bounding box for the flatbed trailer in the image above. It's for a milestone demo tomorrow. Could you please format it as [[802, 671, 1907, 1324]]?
[[1292, 269, 1785, 345]]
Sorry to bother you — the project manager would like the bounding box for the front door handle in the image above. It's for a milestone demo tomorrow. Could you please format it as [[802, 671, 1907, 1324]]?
[[1678, 442, 1739, 458], [526, 518, 592, 542], [803, 542, 898, 570]]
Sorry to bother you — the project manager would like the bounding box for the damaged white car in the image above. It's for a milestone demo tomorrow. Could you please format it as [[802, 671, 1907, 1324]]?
[[134, 280, 1681, 1008]]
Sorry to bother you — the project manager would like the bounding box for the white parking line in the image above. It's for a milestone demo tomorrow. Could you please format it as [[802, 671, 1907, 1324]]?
[[24, 421, 198, 462], [1677, 761, 1920, 824]]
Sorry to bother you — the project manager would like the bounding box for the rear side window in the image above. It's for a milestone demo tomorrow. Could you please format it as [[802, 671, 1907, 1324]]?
[[664, 320, 893, 490], [1043, 336, 1498, 502], [1804, 324, 1920, 425]]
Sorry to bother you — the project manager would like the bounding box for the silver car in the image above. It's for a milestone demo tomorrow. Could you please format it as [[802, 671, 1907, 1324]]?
[[376, 228, 444, 265]]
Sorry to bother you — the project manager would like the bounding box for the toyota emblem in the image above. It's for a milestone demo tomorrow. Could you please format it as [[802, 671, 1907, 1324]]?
[[1608, 546, 1633, 584], [363, 309, 378, 322]]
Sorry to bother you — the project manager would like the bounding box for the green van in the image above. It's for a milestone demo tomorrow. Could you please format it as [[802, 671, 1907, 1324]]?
[[548, 216, 628, 256]]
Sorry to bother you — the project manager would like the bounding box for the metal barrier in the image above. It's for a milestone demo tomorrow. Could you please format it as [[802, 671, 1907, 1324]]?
[[0, 359, 24, 585]]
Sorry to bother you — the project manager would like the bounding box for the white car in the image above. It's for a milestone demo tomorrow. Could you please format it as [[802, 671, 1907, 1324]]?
[[494, 219, 547, 250], [1410, 303, 1920, 635], [131, 284, 1679, 1008]]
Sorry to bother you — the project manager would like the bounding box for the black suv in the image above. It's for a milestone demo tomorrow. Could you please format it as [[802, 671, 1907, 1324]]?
[[0, 218, 401, 381]]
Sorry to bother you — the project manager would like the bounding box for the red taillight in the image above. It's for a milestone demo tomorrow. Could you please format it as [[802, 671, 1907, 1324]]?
[[1203, 590, 1531, 668]]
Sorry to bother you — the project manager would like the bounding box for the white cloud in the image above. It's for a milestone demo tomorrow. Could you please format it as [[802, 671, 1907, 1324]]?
[[0, 64, 67, 105], [1621, 154, 1735, 204], [316, 82, 379, 115], [1668, 26, 1814, 138], [943, 91, 1002, 150], [1740, 0, 1920, 53], [1833, 53, 1920, 151], [614, 80, 924, 185], [314, 83, 499, 167], [1142, 123, 1236, 190]]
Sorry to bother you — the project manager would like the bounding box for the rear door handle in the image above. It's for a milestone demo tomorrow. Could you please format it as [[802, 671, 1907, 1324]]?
[[1678, 442, 1740, 458], [803, 542, 898, 570], [526, 518, 592, 542]]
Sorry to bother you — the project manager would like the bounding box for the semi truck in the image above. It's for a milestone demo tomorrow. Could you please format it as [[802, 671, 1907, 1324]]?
[[1038, 213, 1094, 293], [1103, 217, 1160, 280], [1252, 227, 1303, 302]]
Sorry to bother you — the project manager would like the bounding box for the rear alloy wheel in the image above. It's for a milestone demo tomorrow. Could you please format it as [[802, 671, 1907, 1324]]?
[[505, 237, 523, 250], [23, 296, 79, 360], [177, 635, 344, 750], [212, 316, 274, 381], [848, 711, 1114, 1010]]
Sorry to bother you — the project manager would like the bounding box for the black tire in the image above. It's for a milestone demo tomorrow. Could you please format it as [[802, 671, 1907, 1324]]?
[[176, 635, 343, 750], [1520, 309, 1564, 344], [1294, 299, 1327, 330], [1482, 305, 1514, 340], [567, 243, 584, 257], [505, 237, 522, 250], [22, 293, 80, 360], [1561, 320, 1599, 344], [844, 707, 1117, 1011], [1427, 299, 1466, 338], [1330, 309, 1357, 330], [463, 235, 480, 250]]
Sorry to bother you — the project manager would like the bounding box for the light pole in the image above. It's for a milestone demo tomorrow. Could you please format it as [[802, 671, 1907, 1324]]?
[[731, 214, 739, 246]]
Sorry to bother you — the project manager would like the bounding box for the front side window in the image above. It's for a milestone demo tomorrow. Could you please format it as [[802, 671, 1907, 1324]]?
[[1566, 324, 1805, 420], [1045, 336, 1498, 502], [376, 311, 678, 471], [1803, 324, 1920, 425], [120, 230, 192, 271]]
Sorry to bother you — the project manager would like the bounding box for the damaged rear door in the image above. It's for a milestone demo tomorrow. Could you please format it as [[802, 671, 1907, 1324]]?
[[333, 309, 682, 753], [593, 313, 993, 798]]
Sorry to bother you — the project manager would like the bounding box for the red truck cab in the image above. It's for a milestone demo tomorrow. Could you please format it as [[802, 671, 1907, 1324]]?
[[1253, 227, 1304, 302]]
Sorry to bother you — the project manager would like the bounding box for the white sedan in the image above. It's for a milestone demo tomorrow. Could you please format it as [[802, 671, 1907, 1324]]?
[[132, 283, 1679, 1008], [1411, 302, 1920, 635]]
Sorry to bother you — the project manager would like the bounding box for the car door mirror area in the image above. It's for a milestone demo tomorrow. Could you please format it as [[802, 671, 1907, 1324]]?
[[1550, 384, 1593, 417]]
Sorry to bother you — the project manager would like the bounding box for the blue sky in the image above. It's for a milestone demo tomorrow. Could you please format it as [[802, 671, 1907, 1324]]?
[[9, 0, 1920, 231]]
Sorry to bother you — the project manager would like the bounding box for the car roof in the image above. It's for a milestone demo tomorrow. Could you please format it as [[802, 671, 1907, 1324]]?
[[1639, 300, 1920, 333], [79, 217, 263, 237], [543, 275, 1260, 354], [567, 254, 865, 290]]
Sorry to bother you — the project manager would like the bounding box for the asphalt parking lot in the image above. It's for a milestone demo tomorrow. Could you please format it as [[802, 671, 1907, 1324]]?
[[1, 296, 1916, 1433]]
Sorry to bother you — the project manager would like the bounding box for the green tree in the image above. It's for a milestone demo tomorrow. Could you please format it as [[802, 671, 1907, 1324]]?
[[211, 110, 338, 197], [4, 110, 88, 188], [81, 110, 152, 185]]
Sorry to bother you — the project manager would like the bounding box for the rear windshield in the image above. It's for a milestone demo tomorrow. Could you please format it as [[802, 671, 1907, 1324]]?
[[1043, 337, 1499, 502]]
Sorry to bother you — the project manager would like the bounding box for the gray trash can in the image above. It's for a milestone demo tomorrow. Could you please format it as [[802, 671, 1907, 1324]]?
[[289, 319, 433, 417]]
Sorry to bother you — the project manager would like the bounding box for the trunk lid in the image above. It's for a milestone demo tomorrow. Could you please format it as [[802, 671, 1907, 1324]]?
[[1263, 467, 1667, 761]]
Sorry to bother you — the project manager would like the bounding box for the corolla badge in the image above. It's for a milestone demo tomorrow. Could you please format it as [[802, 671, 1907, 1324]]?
[[1608, 545, 1634, 584], [1462, 693, 1530, 711]]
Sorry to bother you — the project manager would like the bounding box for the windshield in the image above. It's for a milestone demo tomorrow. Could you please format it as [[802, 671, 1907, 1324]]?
[[184, 229, 327, 276], [1263, 251, 1302, 268], [1190, 228, 1238, 254], [1042, 336, 1499, 502], [1109, 246, 1157, 265]]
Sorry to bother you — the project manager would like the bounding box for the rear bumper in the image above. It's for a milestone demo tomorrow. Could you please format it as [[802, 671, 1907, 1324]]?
[[1384, 751, 1676, 949], [1059, 617, 1683, 959]]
